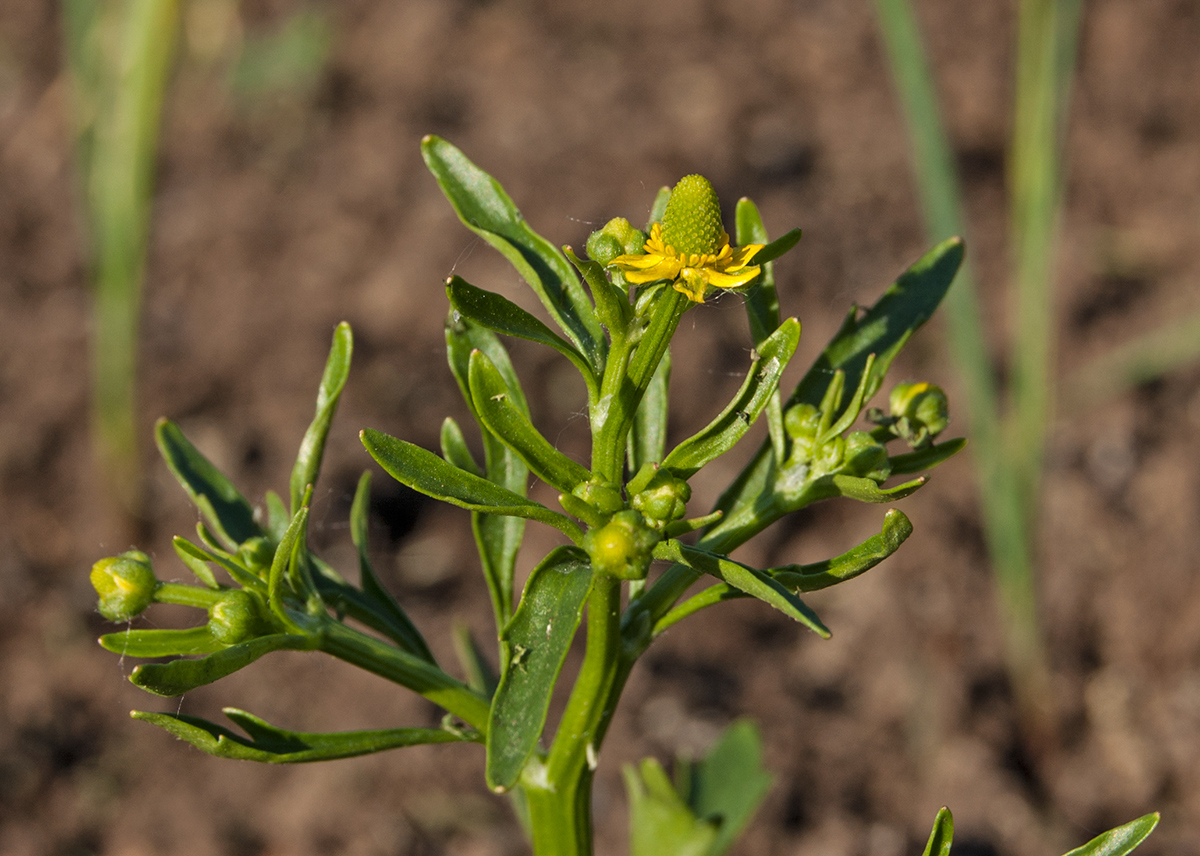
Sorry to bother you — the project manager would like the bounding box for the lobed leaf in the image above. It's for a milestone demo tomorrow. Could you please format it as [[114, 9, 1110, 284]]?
[[468, 349, 593, 494], [155, 419, 263, 548], [289, 322, 352, 513], [130, 633, 312, 696], [133, 707, 471, 763], [362, 429, 582, 542], [662, 318, 800, 480], [422, 135, 605, 370], [486, 547, 593, 791]]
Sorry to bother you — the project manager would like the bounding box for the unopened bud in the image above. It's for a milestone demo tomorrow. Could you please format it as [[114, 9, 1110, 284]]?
[[630, 471, 691, 525], [583, 510, 659, 580], [91, 550, 157, 621], [236, 537, 274, 573], [889, 382, 950, 448], [587, 218, 648, 266], [208, 590, 270, 645], [572, 480, 625, 516], [843, 431, 891, 482]]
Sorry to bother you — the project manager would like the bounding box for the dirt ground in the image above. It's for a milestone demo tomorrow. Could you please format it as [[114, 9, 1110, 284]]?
[[2, 0, 1199, 854]]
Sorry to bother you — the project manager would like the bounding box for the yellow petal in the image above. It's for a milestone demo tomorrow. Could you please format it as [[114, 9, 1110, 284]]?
[[611, 252, 669, 271], [704, 266, 761, 289], [728, 244, 765, 267]]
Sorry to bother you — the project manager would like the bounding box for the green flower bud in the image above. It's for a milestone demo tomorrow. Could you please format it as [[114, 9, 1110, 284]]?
[[586, 217, 648, 266], [208, 590, 271, 645], [630, 471, 691, 526], [784, 403, 820, 441], [572, 479, 626, 517], [583, 510, 659, 580], [811, 436, 845, 477], [842, 431, 892, 482], [661, 175, 724, 256], [888, 382, 950, 449], [91, 550, 157, 621], [236, 537, 275, 573]]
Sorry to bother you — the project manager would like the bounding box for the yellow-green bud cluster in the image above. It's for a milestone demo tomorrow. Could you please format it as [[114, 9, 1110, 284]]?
[[661, 175, 724, 256], [783, 405, 891, 483], [208, 590, 271, 645], [583, 510, 659, 580], [91, 550, 157, 621], [572, 479, 625, 517], [630, 470, 691, 527], [586, 217, 648, 267], [888, 382, 950, 449]]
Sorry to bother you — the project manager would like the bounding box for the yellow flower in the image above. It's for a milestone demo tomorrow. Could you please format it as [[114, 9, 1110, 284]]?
[[609, 175, 765, 303]]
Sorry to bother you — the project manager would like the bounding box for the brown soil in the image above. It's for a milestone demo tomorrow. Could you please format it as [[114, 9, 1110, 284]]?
[[2, 1, 1199, 854]]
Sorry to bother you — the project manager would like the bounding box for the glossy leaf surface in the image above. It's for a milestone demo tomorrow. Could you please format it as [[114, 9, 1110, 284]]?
[[130, 633, 312, 696], [487, 547, 592, 791], [774, 509, 912, 592], [100, 625, 223, 657]]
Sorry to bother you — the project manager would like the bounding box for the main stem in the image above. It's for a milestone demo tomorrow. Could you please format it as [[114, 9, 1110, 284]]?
[[525, 576, 622, 856]]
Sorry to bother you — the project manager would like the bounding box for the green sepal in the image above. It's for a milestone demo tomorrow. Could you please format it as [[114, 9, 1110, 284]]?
[[774, 508, 913, 592], [267, 506, 312, 632], [289, 321, 352, 514], [468, 349, 593, 494], [920, 807, 954, 856], [130, 633, 313, 696], [662, 318, 800, 480], [1061, 814, 1159, 856], [448, 276, 598, 400], [171, 536, 219, 588], [362, 429, 583, 543], [675, 720, 774, 856], [99, 625, 224, 657], [132, 707, 473, 763], [349, 472, 434, 661], [422, 136, 605, 371], [653, 540, 829, 638], [155, 418, 263, 548], [625, 758, 719, 856], [486, 546, 593, 792], [887, 436, 966, 475]]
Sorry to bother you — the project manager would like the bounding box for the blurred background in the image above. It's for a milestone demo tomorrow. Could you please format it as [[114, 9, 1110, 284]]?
[[1, 0, 1199, 854]]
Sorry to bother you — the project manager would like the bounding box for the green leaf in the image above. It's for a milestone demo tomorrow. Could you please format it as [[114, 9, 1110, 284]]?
[[920, 807, 954, 856], [676, 720, 773, 856], [787, 472, 928, 509], [422, 136, 604, 370], [774, 508, 913, 592], [469, 349, 592, 494], [349, 472, 433, 661], [628, 350, 670, 473], [267, 506, 311, 631], [452, 622, 499, 698], [99, 626, 223, 657], [264, 490, 289, 543], [887, 437, 967, 475], [647, 187, 671, 228], [130, 634, 312, 696], [662, 318, 800, 480], [447, 315, 529, 629], [449, 276, 597, 399], [734, 198, 782, 350], [441, 416, 483, 477], [172, 536, 219, 589], [362, 429, 583, 543], [625, 758, 720, 856], [173, 536, 264, 593], [133, 707, 471, 763], [155, 419, 263, 548], [751, 227, 803, 267], [566, 247, 631, 337], [654, 540, 829, 638], [289, 322, 352, 513], [707, 239, 961, 553], [486, 547, 593, 792], [1061, 813, 1159, 856]]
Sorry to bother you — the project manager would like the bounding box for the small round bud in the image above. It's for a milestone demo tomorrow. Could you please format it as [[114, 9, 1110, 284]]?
[[586, 218, 648, 266], [236, 537, 275, 573], [572, 480, 626, 516], [208, 590, 270, 645], [889, 382, 950, 448], [843, 431, 891, 482], [630, 471, 691, 525], [583, 510, 659, 580], [784, 403, 820, 441], [661, 175, 724, 256], [811, 436, 846, 477], [91, 550, 157, 621]]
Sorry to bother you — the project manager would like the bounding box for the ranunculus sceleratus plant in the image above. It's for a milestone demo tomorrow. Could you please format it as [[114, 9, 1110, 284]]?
[[91, 138, 1157, 856]]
